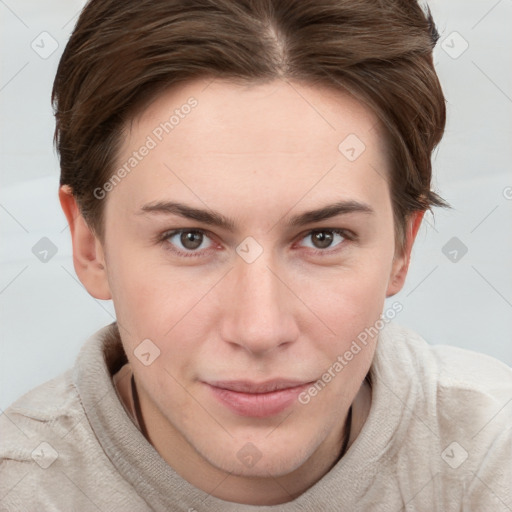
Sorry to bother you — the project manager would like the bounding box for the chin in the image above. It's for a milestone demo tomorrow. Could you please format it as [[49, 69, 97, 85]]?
[[199, 435, 315, 478]]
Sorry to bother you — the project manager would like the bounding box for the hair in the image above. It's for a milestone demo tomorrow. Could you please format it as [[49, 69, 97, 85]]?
[[52, 0, 449, 253]]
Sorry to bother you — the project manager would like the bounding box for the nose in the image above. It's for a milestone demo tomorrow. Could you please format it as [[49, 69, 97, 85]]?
[[219, 253, 299, 356]]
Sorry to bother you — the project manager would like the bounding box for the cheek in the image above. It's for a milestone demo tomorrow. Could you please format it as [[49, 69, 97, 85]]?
[[104, 243, 174, 340], [302, 253, 393, 356], [106, 246, 215, 372], [309, 257, 391, 319]]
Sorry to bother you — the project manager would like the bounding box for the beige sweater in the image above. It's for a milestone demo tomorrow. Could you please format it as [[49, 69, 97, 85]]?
[[1, 321, 511, 511]]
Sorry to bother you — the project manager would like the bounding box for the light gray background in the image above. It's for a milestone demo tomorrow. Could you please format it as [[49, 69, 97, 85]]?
[[1, 0, 511, 408]]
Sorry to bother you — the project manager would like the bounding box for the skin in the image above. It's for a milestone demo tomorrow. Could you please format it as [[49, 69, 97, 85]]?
[[60, 78, 423, 505]]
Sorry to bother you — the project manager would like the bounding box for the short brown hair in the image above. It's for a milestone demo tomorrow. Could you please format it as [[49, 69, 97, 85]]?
[[53, 0, 449, 252]]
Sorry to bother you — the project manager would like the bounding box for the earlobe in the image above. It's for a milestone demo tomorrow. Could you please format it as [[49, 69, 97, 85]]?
[[386, 210, 425, 297], [59, 185, 112, 300]]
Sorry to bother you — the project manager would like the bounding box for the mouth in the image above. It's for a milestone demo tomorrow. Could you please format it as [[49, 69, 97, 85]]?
[[204, 379, 313, 418]]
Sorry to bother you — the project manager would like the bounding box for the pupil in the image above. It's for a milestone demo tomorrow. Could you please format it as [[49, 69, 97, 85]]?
[[313, 231, 333, 249], [181, 231, 203, 250]]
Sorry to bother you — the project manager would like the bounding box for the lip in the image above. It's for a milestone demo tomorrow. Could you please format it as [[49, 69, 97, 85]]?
[[205, 379, 312, 418]]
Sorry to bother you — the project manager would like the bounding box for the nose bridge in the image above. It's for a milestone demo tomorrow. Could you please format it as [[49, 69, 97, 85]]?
[[221, 251, 297, 354]]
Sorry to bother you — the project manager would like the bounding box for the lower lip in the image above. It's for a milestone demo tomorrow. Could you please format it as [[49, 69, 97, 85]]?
[[206, 383, 310, 418]]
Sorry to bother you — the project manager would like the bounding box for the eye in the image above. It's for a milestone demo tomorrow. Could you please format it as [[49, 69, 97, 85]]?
[[159, 227, 351, 257], [162, 229, 214, 255], [298, 229, 348, 251]]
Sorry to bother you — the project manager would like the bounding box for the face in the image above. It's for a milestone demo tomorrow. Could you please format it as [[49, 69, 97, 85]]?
[[64, 78, 417, 494]]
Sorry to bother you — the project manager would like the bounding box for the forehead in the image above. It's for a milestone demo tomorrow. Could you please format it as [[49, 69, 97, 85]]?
[[132, 78, 382, 156], [112, 78, 390, 218]]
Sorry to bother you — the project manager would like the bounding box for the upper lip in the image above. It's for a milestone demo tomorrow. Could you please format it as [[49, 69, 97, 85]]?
[[206, 379, 311, 394]]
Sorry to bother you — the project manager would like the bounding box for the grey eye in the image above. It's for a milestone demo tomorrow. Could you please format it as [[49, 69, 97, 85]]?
[[167, 230, 212, 251], [300, 230, 345, 250], [180, 231, 203, 250]]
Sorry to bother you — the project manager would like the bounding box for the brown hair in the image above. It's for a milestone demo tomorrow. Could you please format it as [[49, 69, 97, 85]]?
[[53, 0, 449, 252]]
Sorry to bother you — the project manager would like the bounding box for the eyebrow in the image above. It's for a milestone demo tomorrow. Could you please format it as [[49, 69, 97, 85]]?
[[139, 199, 374, 230]]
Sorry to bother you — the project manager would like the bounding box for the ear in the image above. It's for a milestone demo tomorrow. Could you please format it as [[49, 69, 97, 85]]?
[[59, 185, 112, 300], [386, 210, 425, 297]]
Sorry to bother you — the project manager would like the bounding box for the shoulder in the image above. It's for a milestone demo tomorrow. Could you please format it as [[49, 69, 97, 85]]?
[[378, 322, 512, 431], [1, 322, 122, 465], [0, 369, 84, 461], [375, 322, 512, 506], [392, 321, 511, 437], [0, 370, 85, 508], [0, 369, 91, 476], [378, 321, 512, 403], [0, 354, 142, 511]]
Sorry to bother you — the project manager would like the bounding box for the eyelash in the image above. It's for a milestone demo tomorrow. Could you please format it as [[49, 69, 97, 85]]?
[[157, 228, 355, 258]]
